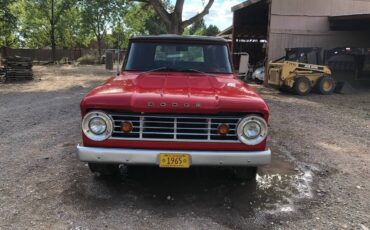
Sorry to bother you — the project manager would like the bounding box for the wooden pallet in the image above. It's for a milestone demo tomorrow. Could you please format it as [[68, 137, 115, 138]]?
[[2, 56, 34, 82], [5, 76, 33, 81]]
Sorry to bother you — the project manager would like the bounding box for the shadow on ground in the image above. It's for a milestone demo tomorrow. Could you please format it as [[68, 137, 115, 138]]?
[[62, 151, 313, 228]]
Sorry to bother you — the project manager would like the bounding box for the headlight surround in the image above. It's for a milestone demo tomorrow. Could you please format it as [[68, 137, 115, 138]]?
[[237, 116, 268, 145], [82, 111, 113, 141]]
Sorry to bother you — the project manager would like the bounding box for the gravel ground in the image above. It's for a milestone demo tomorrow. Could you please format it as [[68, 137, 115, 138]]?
[[0, 65, 369, 230]]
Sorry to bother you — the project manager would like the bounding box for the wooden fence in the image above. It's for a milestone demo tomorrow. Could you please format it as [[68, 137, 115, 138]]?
[[0, 47, 100, 61]]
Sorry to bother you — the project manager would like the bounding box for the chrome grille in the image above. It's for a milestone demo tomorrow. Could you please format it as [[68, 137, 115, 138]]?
[[109, 113, 242, 143]]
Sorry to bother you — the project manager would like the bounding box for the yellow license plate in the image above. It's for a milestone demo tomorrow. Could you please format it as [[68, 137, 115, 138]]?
[[159, 153, 190, 168]]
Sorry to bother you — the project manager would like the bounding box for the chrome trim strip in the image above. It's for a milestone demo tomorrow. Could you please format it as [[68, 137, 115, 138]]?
[[120, 126, 234, 130], [139, 116, 143, 139], [114, 126, 237, 131], [112, 131, 237, 136], [76, 145, 271, 166], [174, 117, 177, 140], [109, 137, 240, 143], [207, 118, 211, 141], [111, 114, 242, 119]]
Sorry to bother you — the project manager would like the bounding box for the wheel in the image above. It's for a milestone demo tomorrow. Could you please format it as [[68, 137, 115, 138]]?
[[233, 167, 257, 181], [255, 79, 264, 84], [88, 163, 120, 177], [293, 77, 312, 96], [317, 76, 336, 95]]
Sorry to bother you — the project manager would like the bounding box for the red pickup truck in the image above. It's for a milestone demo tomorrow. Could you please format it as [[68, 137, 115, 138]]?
[[77, 35, 270, 180]]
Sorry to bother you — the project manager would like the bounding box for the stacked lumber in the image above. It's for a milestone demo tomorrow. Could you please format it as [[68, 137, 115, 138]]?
[[0, 67, 5, 83], [2, 56, 33, 81]]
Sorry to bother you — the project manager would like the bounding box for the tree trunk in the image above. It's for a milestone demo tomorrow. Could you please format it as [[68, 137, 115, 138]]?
[[50, 0, 56, 62], [145, 0, 214, 35], [51, 24, 56, 62], [97, 36, 102, 63], [166, 13, 183, 35], [166, 24, 181, 34]]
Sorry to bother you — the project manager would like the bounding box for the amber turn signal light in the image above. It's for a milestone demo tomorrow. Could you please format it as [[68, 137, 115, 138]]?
[[218, 124, 230, 136], [121, 121, 133, 133]]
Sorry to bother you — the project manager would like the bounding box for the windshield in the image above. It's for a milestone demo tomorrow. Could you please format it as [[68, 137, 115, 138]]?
[[124, 42, 233, 73]]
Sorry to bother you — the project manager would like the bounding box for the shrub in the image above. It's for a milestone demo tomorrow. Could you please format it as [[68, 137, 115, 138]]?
[[76, 55, 99, 65]]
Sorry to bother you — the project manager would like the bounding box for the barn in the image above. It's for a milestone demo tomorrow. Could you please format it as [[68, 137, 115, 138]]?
[[221, 0, 370, 84]]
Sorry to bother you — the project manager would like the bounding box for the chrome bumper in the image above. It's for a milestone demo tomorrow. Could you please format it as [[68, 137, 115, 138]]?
[[76, 145, 271, 166]]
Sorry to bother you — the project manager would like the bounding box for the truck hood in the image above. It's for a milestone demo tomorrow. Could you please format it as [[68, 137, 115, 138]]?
[[81, 71, 269, 118]]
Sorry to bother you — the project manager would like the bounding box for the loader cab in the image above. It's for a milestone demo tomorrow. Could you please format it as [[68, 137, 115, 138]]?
[[273, 47, 323, 65], [285, 48, 323, 65]]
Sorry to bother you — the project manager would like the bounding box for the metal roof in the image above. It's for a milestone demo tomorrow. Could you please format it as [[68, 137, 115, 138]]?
[[217, 26, 233, 36], [231, 0, 263, 12], [130, 35, 228, 43]]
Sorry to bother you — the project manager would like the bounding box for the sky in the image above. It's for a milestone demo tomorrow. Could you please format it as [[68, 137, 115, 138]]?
[[171, 0, 245, 31]]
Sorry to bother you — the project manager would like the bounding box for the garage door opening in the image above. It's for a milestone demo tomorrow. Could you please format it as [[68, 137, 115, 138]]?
[[231, 0, 270, 71]]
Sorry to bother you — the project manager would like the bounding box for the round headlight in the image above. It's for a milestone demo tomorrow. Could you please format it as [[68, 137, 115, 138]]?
[[89, 117, 107, 135], [243, 121, 261, 139], [82, 111, 113, 141], [237, 116, 268, 145]]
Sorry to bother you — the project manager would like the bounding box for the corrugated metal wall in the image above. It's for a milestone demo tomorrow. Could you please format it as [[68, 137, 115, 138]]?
[[268, 0, 370, 60]]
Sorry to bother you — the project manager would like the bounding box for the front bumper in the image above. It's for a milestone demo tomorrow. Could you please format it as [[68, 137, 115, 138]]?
[[76, 145, 271, 166]]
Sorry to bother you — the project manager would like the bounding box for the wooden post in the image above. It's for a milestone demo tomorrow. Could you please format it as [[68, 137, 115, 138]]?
[[264, 0, 272, 87]]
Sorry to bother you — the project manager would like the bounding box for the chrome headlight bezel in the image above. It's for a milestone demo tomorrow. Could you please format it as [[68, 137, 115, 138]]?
[[237, 116, 268, 145], [82, 111, 113, 141]]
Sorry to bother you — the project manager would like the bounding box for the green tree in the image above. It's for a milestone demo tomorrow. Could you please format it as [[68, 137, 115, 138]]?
[[204, 24, 220, 36], [56, 7, 92, 49], [188, 18, 206, 35], [107, 1, 167, 49], [20, 0, 77, 61], [106, 26, 126, 49], [132, 0, 214, 34], [17, 3, 50, 49], [80, 0, 124, 58], [186, 19, 220, 36], [0, 0, 17, 47], [124, 2, 166, 35]]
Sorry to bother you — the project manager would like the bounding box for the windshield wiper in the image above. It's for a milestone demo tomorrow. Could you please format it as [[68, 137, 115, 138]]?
[[181, 68, 217, 77], [140, 67, 177, 74]]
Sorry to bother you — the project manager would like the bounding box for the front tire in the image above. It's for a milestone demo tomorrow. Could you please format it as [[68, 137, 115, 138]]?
[[233, 167, 257, 181], [255, 79, 264, 84], [294, 77, 312, 96]]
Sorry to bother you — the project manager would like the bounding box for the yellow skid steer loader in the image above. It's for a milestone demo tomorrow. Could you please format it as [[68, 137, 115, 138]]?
[[268, 48, 336, 96]]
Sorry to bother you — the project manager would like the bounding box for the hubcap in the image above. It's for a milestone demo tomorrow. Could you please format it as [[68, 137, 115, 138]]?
[[323, 80, 333, 91], [299, 81, 309, 92]]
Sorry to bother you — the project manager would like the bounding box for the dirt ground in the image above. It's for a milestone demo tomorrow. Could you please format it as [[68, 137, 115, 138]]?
[[0, 65, 369, 230]]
